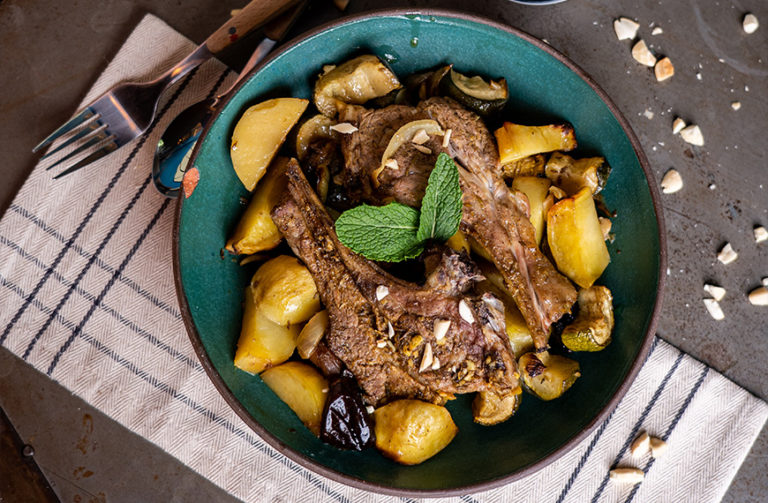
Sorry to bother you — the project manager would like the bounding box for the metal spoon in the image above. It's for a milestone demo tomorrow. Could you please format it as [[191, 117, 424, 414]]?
[[152, 2, 306, 197]]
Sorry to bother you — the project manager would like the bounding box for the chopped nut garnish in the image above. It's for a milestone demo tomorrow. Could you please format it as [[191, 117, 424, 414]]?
[[377, 340, 388, 348], [549, 185, 568, 199], [433, 319, 451, 341], [330, 122, 358, 134], [672, 117, 686, 134], [365, 405, 375, 414], [632, 40, 657, 67], [654, 57, 675, 82], [442, 129, 452, 148], [704, 283, 726, 301], [610, 468, 645, 484], [614, 17, 640, 40], [376, 285, 390, 300], [413, 144, 432, 155], [731, 101, 742, 111], [419, 343, 434, 372], [651, 26, 664, 35], [599, 217, 612, 240], [431, 357, 441, 371], [661, 169, 683, 194], [411, 129, 431, 145], [680, 124, 704, 146], [630, 431, 651, 457], [387, 321, 395, 338], [703, 298, 725, 320], [754, 226, 767, 243], [650, 437, 668, 458], [717, 242, 738, 264], [743, 13, 759, 34], [458, 299, 475, 324], [748, 286, 768, 306], [384, 158, 399, 170]]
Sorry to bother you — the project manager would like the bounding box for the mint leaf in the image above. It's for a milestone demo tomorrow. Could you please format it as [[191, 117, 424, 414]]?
[[417, 153, 463, 242], [336, 202, 424, 262]]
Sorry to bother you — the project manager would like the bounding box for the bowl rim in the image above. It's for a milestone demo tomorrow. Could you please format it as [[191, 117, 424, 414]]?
[[172, 7, 667, 497]]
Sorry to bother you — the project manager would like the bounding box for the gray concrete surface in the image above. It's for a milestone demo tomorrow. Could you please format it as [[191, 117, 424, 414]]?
[[1, 0, 766, 501]]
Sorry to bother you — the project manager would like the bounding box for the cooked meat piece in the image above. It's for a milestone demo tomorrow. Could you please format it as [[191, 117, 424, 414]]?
[[339, 97, 578, 349], [271, 160, 520, 407]]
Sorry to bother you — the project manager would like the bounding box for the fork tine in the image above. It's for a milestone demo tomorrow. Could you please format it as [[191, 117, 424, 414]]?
[[44, 129, 109, 171], [40, 121, 107, 161], [32, 107, 95, 153], [52, 139, 118, 180]]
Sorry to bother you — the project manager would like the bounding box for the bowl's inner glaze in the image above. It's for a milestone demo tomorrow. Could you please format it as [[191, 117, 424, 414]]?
[[177, 12, 661, 493]]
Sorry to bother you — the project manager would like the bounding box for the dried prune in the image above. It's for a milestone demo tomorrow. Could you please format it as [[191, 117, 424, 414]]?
[[320, 369, 375, 450]]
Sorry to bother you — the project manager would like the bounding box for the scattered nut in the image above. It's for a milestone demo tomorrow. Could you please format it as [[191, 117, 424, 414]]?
[[411, 129, 431, 145], [632, 40, 657, 67], [330, 122, 358, 134], [442, 129, 452, 148], [680, 125, 704, 146], [661, 169, 683, 194], [717, 242, 738, 264], [654, 57, 675, 81], [672, 117, 686, 135], [763, 277, 768, 287], [743, 13, 759, 34], [384, 159, 399, 170], [703, 298, 725, 320], [643, 108, 655, 120], [599, 217, 612, 240], [651, 26, 664, 35], [630, 431, 651, 457], [413, 144, 433, 155], [731, 101, 742, 111], [754, 226, 767, 243], [610, 468, 645, 484], [419, 343, 434, 372], [649, 437, 668, 458], [614, 17, 640, 40], [376, 285, 390, 300], [433, 319, 451, 341], [459, 299, 475, 324], [748, 286, 768, 306], [704, 283, 726, 301]]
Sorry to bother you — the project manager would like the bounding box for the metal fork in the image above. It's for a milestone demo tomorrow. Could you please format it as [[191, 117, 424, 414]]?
[[34, 0, 299, 179]]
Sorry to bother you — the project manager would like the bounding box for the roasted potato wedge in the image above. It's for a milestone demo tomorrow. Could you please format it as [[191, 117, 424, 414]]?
[[230, 98, 308, 191], [472, 388, 521, 426], [512, 176, 552, 244], [547, 187, 611, 288], [373, 400, 458, 465], [519, 351, 581, 401], [314, 55, 402, 117], [234, 288, 300, 374], [561, 286, 614, 352], [545, 152, 610, 196], [250, 255, 321, 326], [261, 361, 329, 436], [495, 122, 576, 164], [225, 157, 289, 255]]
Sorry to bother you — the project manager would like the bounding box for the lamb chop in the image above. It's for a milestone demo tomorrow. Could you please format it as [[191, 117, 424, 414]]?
[[271, 160, 520, 407], [339, 97, 578, 349]]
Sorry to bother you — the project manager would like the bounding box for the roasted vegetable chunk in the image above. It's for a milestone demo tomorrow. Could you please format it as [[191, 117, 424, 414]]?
[[321, 369, 376, 450], [373, 400, 458, 465], [519, 351, 581, 401], [314, 55, 402, 117], [495, 122, 576, 164], [230, 98, 308, 191], [226, 157, 289, 255], [501, 153, 547, 179], [250, 255, 321, 326], [262, 361, 329, 436], [545, 152, 611, 195], [440, 68, 508, 117], [472, 388, 521, 426], [511, 176, 551, 244], [547, 187, 611, 288], [561, 286, 614, 352]]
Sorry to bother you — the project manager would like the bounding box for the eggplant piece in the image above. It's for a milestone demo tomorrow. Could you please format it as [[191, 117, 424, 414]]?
[[518, 351, 580, 401], [545, 152, 611, 195], [561, 286, 614, 352], [320, 369, 376, 450], [440, 68, 509, 117]]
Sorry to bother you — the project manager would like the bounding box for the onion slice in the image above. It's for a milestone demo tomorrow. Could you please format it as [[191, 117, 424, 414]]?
[[297, 310, 329, 359]]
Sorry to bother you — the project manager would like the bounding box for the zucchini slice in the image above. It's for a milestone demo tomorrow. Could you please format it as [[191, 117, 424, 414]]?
[[561, 286, 614, 352], [295, 114, 335, 161], [519, 351, 581, 401], [501, 154, 547, 179], [545, 152, 611, 195], [441, 68, 509, 117], [472, 388, 522, 426], [495, 122, 577, 164]]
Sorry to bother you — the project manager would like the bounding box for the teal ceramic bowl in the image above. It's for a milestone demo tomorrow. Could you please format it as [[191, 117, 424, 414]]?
[[174, 9, 665, 496]]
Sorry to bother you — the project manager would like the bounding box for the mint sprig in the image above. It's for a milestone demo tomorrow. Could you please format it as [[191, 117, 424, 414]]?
[[335, 153, 463, 262]]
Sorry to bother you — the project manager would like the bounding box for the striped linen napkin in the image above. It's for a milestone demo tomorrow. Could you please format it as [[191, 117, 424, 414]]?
[[1, 14, 765, 503]]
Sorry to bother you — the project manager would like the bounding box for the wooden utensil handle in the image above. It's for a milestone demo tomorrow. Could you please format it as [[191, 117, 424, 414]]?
[[205, 0, 299, 54]]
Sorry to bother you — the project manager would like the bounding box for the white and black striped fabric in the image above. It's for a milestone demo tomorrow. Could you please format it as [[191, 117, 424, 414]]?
[[1, 15, 765, 503]]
